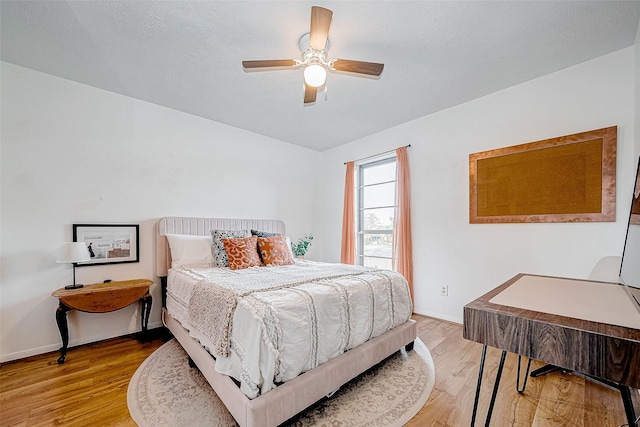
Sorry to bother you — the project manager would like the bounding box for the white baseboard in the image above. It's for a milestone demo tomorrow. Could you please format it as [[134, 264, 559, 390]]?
[[414, 309, 463, 325], [0, 321, 164, 364]]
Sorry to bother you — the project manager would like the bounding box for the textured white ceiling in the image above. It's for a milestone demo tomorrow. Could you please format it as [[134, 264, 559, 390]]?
[[2, 1, 640, 151]]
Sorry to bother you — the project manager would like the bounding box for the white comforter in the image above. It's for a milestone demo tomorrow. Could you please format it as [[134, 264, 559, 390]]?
[[166, 260, 413, 398]]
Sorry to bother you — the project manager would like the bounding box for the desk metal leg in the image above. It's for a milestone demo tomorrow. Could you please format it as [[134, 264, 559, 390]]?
[[471, 346, 507, 427], [485, 350, 507, 426], [516, 355, 533, 393], [530, 363, 561, 378], [584, 375, 637, 427], [471, 345, 488, 427], [619, 386, 638, 427]]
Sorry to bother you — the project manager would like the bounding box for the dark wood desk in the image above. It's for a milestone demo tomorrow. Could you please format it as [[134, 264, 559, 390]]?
[[463, 273, 640, 426], [52, 279, 152, 364]]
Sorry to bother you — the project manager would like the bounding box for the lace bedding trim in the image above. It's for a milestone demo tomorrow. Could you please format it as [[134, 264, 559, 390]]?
[[183, 261, 374, 357]]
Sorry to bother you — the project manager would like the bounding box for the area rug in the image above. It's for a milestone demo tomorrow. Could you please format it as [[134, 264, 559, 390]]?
[[128, 338, 435, 426]]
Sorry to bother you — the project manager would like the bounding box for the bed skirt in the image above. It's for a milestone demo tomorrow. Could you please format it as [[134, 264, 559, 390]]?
[[162, 308, 417, 427]]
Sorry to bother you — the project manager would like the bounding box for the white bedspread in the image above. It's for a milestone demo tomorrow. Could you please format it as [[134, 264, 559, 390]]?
[[166, 260, 413, 398]]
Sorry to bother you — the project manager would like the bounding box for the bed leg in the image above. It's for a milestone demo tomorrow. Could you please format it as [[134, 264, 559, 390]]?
[[405, 341, 415, 352], [161, 276, 168, 308]]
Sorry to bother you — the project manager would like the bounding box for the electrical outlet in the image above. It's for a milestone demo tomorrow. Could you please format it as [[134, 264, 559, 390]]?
[[440, 285, 448, 297]]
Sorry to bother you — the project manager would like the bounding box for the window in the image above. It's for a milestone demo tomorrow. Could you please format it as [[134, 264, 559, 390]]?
[[357, 157, 397, 269]]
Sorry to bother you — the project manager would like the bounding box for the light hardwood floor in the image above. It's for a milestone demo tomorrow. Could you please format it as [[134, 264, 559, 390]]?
[[1, 315, 637, 426]]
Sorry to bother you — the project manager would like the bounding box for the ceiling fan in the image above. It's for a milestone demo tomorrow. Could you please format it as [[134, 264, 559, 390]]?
[[242, 6, 384, 104]]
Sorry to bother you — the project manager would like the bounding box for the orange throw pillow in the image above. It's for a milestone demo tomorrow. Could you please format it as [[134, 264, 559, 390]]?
[[221, 236, 262, 270], [258, 235, 294, 266]]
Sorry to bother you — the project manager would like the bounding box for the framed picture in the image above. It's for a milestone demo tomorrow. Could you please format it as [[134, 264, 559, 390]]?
[[73, 224, 139, 266], [469, 126, 617, 224]]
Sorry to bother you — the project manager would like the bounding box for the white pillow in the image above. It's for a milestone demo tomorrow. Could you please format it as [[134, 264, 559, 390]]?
[[166, 234, 213, 268]]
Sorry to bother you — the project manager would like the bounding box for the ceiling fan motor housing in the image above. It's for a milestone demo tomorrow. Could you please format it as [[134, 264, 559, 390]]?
[[299, 33, 330, 66]]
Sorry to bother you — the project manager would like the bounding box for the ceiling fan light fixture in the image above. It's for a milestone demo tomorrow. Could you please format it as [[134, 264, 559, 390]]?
[[304, 64, 326, 87], [241, 7, 383, 104]]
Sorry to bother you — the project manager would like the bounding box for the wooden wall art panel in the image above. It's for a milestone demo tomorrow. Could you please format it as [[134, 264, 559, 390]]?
[[469, 126, 617, 223]]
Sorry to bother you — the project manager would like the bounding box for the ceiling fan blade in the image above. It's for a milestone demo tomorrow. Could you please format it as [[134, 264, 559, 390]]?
[[309, 6, 333, 50], [242, 60, 297, 69], [304, 84, 317, 104], [332, 59, 384, 76]]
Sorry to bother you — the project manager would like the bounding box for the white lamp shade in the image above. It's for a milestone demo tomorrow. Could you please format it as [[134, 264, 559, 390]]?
[[57, 242, 91, 264], [303, 64, 327, 87]]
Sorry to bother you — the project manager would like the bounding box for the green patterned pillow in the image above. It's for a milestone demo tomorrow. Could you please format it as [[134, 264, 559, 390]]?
[[250, 229, 281, 238]]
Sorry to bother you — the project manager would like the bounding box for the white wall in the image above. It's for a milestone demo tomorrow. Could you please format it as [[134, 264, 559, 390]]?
[[636, 22, 640, 158], [317, 47, 638, 323], [0, 63, 318, 362], [2, 42, 638, 361]]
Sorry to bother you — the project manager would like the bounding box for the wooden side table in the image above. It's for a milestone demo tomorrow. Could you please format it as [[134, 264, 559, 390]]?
[[52, 278, 153, 364]]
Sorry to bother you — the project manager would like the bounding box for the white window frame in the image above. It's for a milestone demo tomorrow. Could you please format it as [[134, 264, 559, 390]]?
[[356, 156, 397, 267]]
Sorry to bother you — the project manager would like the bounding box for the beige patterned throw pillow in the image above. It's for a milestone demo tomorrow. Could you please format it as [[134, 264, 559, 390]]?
[[258, 235, 294, 266]]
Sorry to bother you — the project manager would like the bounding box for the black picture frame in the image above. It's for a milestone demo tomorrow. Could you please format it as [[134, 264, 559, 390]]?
[[73, 224, 139, 266]]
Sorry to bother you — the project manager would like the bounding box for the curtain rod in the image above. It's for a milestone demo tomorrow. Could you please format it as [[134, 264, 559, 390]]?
[[344, 144, 411, 165]]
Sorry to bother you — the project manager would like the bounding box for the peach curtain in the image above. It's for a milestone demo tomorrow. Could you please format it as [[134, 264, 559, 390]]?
[[341, 161, 356, 264], [393, 147, 414, 299]]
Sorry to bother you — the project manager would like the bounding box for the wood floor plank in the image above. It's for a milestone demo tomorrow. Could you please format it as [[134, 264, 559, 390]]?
[[492, 356, 545, 427], [583, 377, 628, 427], [1, 317, 637, 426], [531, 372, 585, 427]]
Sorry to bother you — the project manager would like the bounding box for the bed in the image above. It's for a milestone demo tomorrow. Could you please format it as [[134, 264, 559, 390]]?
[[156, 216, 417, 427]]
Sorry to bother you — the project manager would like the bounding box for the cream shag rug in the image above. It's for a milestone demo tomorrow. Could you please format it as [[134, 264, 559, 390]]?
[[128, 338, 435, 427]]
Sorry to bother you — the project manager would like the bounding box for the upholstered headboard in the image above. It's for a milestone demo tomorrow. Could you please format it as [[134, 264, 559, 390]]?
[[156, 216, 286, 278]]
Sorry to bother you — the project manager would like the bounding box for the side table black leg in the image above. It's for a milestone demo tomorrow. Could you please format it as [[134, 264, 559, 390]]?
[[139, 293, 152, 341], [55, 303, 71, 364]]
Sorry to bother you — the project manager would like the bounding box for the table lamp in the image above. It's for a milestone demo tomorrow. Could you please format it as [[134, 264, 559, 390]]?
[[57, 242, 91, 289]]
